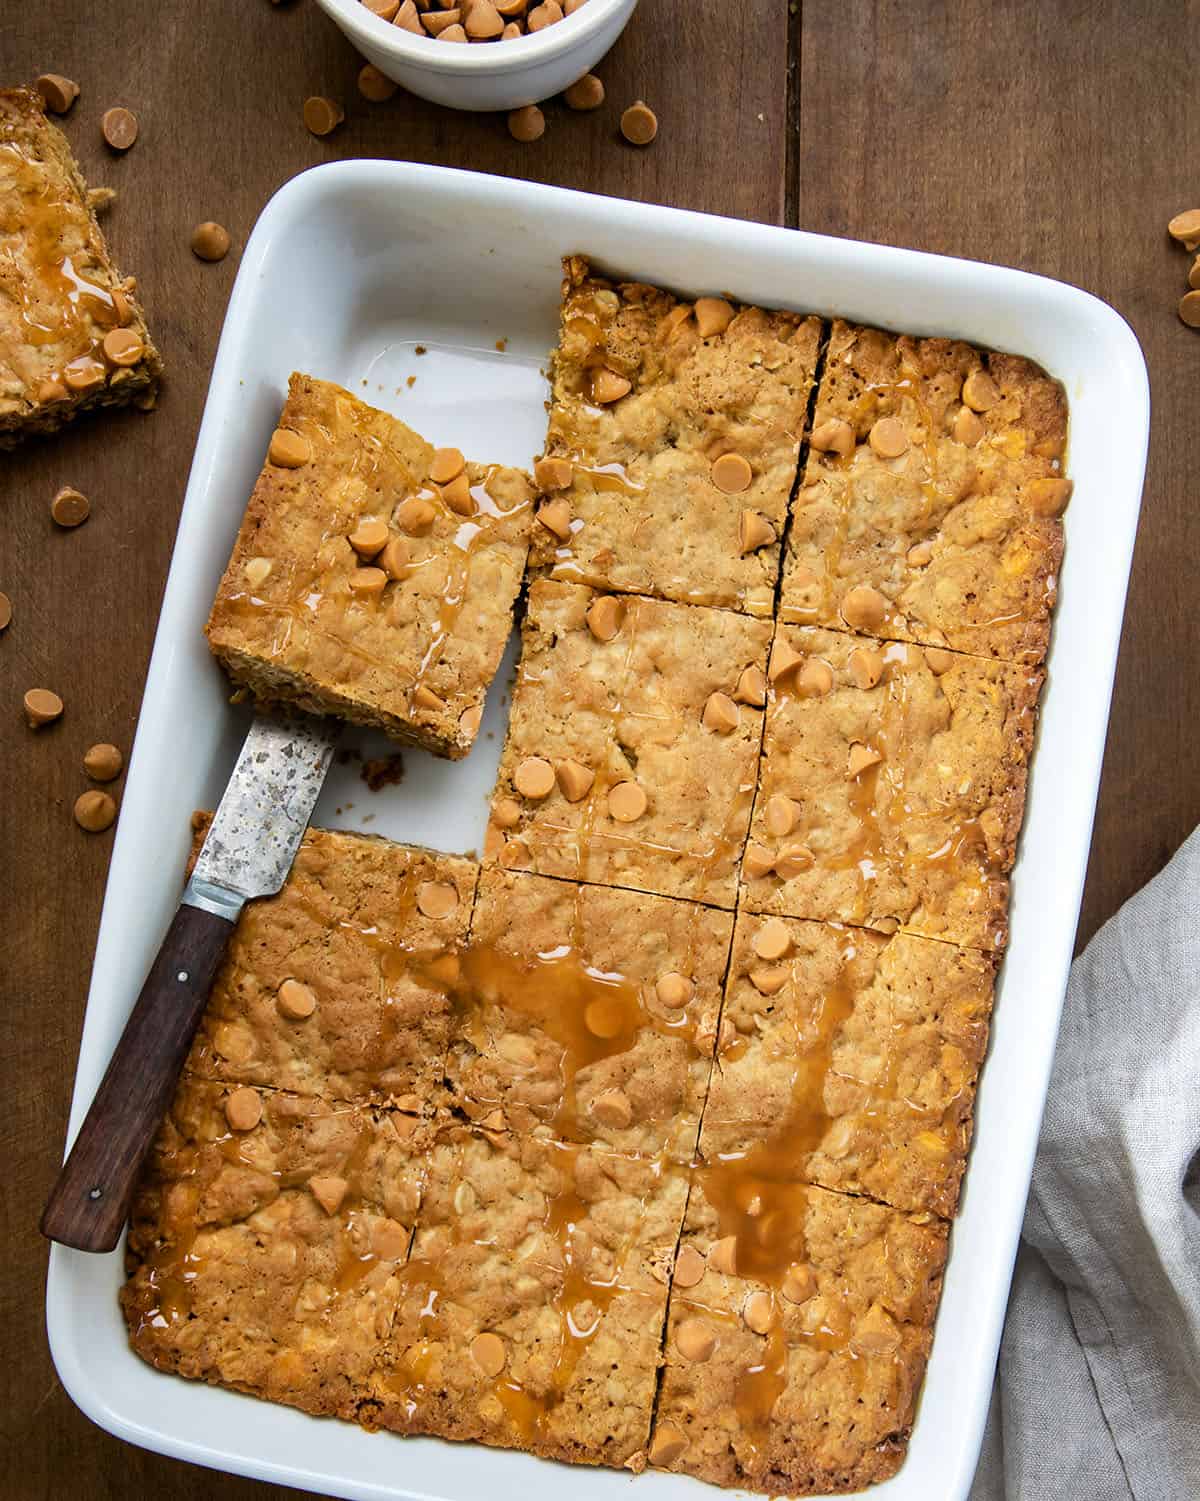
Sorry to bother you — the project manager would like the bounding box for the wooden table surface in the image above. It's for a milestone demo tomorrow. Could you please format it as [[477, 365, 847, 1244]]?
[[4, 2, 1197, 1495]]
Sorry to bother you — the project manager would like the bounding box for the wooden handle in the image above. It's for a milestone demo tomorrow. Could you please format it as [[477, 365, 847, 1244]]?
[[41, 903, 234, 1253]]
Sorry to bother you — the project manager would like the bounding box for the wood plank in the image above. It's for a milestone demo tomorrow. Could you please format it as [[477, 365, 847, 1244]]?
[[796, 0, 1200, 950], [0, 2, 787, 1496]]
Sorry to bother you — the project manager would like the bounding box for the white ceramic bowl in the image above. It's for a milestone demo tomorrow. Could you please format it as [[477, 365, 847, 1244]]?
[[312, 0, 638, 112]]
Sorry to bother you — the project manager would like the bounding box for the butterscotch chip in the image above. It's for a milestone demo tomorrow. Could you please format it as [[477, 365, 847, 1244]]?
[[356, 63, 399, 102], [708, 1235, 737, 1274], [438, 17, 469, 34], [379, 537, 410, 579], [422, 4, 460, 29], [656, 972, 694, 1009], [1191, 255, 1200, 291], [585, 997, 625, 1038], [372, 1218, 409, 1260], [1027, 477, 1073, 516], [303, 96, 344, 137], [775, 842, 814, 878], [749, 963, 789, 996], [743, 1290, 776, 1334], [711, 452, 752, 493], [491, 796, 522, 828], [953, 405, 984, 445], [763, 793, 797, 837], [536, 498, 572, 540], [190, 221, 232, 261], [1168, 208, 1200, 249], [224, 1086, 263, 1131], [738, 509, 775, 554], [591, 1088, 633, 1128], [608, 780, 647, 821], [470, 1332, 507, 1378], [769, 637, 803, 683], [869, 416, 908, 458], [244, 556, 273, 588], [277, 978, 318, 1019], [590, 367, 631, 404], [648, 1424, 687, 1467], [752, 916, 792, 961], [701, 690, 739, 734], [396, 495, 436, 532], [430, 447, 465, 485], [466, 0, 504, 35], [309, 1175, 348, 1215], [782, 1263, 817, 1303], [412, 684, 445, 711], [394, 0, 423, 30], [365, 0, 400, 15], [35, 74, 80, 114], [349, 567, 387, 595], [924, 646, 955, 674], [508, 105, 545, 143], [51, 486, 89, 527], [564, 73, 604, 110], [797, 657, 834, 697], [907, 540, 934, 567], [742, 843, 776, 879], [62, 357, 105, 392], [74, 789, 116, 832], [810, 416, 854, 455], [585, 593, 623, 641], [349, 518, 389, 557], [534, 456, 574, 490], [961, 368, 1000, 411], [675, 1316, 716, 1362], [620, 100, 658, 146], [848, 741, 882, 777], [673, 1245, 705, 1288], [848, 646, 884, 689], [501, 20, 522, 37], [734, 664, 766, 706], [527, 0, 563, 27], [555, 758, 594, 802], [24, 688, 63, 727], [102, 328, 143, 366], [840, 584, 888, 632], [514, 756, 556, 799], [83, 742, 123, 780], [417, 880, 459, 918], [101, 106, 138, 151], [0, 593, 10, 632], [268, 428, 311, 467], [694, 296, 735, 338]]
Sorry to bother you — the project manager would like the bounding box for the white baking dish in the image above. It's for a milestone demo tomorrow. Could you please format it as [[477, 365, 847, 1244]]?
[[45, 162, 1149, 1501]]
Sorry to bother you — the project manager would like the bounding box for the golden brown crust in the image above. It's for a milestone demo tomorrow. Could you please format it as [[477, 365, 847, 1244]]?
[[205, 373, 533, 758], [0, 88, 161, 445]]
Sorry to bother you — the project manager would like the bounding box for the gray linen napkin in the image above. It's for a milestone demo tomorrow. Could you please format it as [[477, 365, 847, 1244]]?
[[970, 825, 1200, 1501]]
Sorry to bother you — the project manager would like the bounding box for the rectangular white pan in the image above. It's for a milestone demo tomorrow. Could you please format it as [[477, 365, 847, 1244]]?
[[46, 162, 1149, 1501]]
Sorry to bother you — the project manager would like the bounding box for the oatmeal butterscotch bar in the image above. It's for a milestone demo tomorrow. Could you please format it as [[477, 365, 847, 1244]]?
[[700, 911, 996, 1217], [441, 867, 734, 1158], [485, 580, 771, 908], [205, 374, 533, 758], [648, 1172, 948, 1495], [0, 88, 161, 445], [530, 256, 822, 616], [742, 625, 1041, 949], [362, 1126, 688, 1470], [121, 1076, 430, 1419], [780, 320, 1070, 665], [185, 818, 477, 1112]]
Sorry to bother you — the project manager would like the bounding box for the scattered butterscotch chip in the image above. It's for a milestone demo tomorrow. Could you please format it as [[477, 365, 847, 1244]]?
[[809, 416, 854, 456], [1178, 290, 1200, 328], [51, 485, 90, 527], [590, 367, 631, 404], [675, 1316, 716, 1362], [417, 880, 459, 918], [1027, 476, 1074, 516], [349, 566, 387, 595], [101, 106, 138, 151], [349, 518, 389, 556], [782, 1263, 817, 1304], [869, 416, 909, 458], [749, 963, 789, 996], [303, 96, 345, 137], [694, 296, 735, 338], [0, 593, 11, 632], [533, 457, 572, 493], [620, 99, 657, 146], [797, 657, 834, 697], [906, 540, 934, 567], [224, 1086, 263, 1132], [74, 789, 116, 832], [277, 978, 318, 1019], [268, 428, 311, 468], [35, 74, 80, 114], [585, 593, 623, 642], [24, 688, 63, 728], [656, 972, 693, 1009], [592, 1088, 633, 1128], [763, 793, 797, 838], [508, 104, 545, 143], [379, 537, 410, 579], [737, 509, 774, 554], [357, 63, 399, 102], [1168, 209, 1200, 250], [742, 843, 776, 880], [847, 741, 882, 778], [848, 646, 884, 689], [83, 742, 123, 781], [412, 684, 446, 711], [372, 1218, 409, 1259], [102, 328, 143, 366], [775, 842, 814, 878], [711, 452, 752, 493], [536, 498, 572, 540], [673, 1245, 706, 1288], [584, 996, 625, 1038], [244, 556, 273, 589], [429, 446, 465, 484], [768, 638, 804, 683], [708, 1234, 737, 1274], [563, 72, 604, 110], [608, 780, 647, 822], [962, 368, 999, 412], [734, 664, 767, 707], [555, 758, 594, 802], [752, 917, 792, 961], [953, 405, 984, 446], [925, 646, 956, 674], [701, 690, 739, 735], [491, 795, 522, 828], [648, 1424, 687, 1467], [840, 584, 888, 632], [514, 755, 556, 799], [309, 1175, 348, 1215], [190, 221, 232, 261], [470, 1332, 507, 1378], [743, 1290, 777, 1334]]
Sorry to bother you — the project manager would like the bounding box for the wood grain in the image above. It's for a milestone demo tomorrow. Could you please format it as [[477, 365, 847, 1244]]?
[[0, 2, 786, 1496]]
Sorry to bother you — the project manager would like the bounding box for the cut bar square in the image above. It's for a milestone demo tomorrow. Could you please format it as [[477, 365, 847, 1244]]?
[[486, 580, 772, 909], [362, 1126, 688, 1470], [0, 88, 161, 446], [648, 1172, 948, 1495], [531, 256, 823, 615], [205, 373, 534, 758], [701, 911, 996, 1217], [742, 625, 1042, 950], [780, 320, 1069, 665], [121, 1076, 430, 1420], [442, 867, 734, 1158], [185, 819, 477, 1112]]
